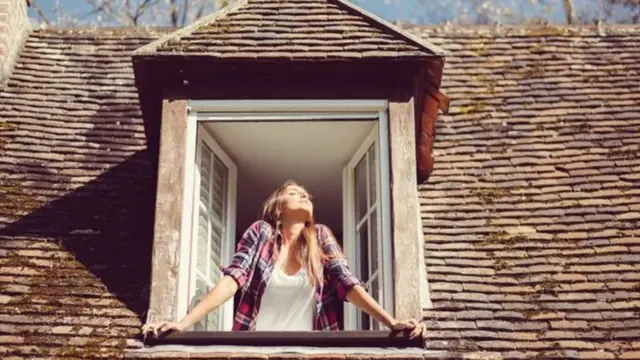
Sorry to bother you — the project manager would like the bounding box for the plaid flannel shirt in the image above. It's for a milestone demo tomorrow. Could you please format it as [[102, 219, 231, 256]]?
[[221, 220, 363, 331]]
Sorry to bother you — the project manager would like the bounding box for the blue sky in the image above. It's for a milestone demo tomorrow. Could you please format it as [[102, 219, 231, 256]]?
[[28, 0, 608, 27]]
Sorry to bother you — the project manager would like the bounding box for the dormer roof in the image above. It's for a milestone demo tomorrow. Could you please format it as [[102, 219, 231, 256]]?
[[134, 0, 443, 60]]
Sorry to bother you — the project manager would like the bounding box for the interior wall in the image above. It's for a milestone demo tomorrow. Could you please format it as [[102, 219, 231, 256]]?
[[235, 168, 344, 243], [202, 121, 375, 245]]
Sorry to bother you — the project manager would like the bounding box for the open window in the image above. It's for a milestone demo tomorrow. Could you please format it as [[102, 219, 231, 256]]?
[[176, 100, 393, 331], [343, 124, 393, 331], [177, 129, 237, 331]]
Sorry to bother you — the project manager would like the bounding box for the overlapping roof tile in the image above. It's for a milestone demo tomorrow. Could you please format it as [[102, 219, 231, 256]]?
[[1, 24, 639, 360], [414, 25, 640, 360], [135, 0, 441, 59]]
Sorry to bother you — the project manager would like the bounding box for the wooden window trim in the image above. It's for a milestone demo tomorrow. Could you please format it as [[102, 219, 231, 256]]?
[[144, 331, 424, 349], [147, 98, 430, 334]]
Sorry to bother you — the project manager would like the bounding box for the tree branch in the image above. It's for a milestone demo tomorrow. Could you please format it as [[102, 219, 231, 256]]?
[[169, 0, 179, 28], [30, 0, 51, 25]]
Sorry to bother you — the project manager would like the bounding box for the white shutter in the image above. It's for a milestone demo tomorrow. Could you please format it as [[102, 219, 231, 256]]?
[[188, 127, 237, 331]]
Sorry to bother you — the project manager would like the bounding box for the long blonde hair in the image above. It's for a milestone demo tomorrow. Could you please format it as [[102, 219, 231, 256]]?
[[261, 180, 328, 287]]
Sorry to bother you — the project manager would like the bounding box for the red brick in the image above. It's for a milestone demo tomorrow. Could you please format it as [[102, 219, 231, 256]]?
[[497, 332, 538, 341], [556, 341, 595, 350], [428, 321, 477, 330], [577, 351, 615, 359], [424, 330, 461, 340], [550, 320, 590, 330], [476, 340, 517, 350], [459, 330, 499, 339], [538, 330, 576, 340], [476, 320, 516, 331], [620, 352, 640, 359], [514, 341, 556, 350]]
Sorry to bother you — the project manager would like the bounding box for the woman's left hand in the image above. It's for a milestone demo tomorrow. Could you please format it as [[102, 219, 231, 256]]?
[[389, 318, 427, 339]]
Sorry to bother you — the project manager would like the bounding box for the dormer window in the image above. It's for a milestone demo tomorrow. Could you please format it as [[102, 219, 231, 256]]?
[[177, 100, 394, 331], [132, 0, 446, 343]]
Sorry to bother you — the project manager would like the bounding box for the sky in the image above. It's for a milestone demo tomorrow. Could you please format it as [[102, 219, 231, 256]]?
[[27, 0, 612, 27]]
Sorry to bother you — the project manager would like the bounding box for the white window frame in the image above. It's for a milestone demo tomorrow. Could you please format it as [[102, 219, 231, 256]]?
[[177, 113, 238, 331], [342, 121, 393, 331], [179, 99, 392, 331]]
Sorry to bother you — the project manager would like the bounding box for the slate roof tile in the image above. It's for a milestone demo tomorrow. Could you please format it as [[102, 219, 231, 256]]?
[[136, 0, 439, 59], [415, 24, 640, 360], [2, 23, 640, 360]]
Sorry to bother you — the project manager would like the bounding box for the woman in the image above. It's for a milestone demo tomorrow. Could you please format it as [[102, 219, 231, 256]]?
[[142, 180, 426, 339]]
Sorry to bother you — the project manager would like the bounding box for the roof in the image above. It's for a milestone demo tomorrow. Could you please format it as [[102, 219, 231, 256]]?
[[1, 24, 640, 359], [134, 0, 443, 60], [415, 25, 640, 359]]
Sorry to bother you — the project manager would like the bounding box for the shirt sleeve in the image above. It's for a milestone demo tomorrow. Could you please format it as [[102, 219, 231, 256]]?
[[221, 220, 266, 289], [317, 224, 366, 302]]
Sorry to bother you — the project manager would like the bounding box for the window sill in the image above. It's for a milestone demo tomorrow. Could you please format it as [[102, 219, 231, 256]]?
[[143, 331, 424, 349]]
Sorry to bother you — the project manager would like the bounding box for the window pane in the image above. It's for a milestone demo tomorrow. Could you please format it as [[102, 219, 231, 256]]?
[[200, 144, 212, 203], [211, 156, 228, 222], [196, 208, 208, 274], [190, 277, 209, 331], [201, 143, 213, 165], [371, 277, 380, 330], [209, 225, 222, 280], [209, 156, 227, 285], [370, 209, 378, 274], [358, 223, 369, 283], [190, 136, 231, 333], [367, 145, 376, 205], [355, 156, 367, 221], [360, 310, 371, 331], [206, 310, 219, 331]]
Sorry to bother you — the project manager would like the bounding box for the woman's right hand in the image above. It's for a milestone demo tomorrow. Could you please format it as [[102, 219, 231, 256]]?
[[141, 321, 185, 338]]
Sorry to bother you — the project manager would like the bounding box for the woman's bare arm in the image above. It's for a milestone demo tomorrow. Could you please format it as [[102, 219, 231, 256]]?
[[142, 222, 265, 337], [345, 285, 397, 328], [142, 275, 238, 336], [346, 285, 425, 339], [177, 275, 238, 329]]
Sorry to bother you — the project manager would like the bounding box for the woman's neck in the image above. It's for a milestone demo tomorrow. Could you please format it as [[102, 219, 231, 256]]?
[[280, 221, 305, 244]]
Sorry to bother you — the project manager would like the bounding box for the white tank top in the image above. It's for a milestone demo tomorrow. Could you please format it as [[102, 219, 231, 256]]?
[[254, 266, 315, 331]]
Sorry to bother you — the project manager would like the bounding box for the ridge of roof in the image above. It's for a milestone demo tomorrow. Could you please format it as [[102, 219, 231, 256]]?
[[328, 0, 444, 55]]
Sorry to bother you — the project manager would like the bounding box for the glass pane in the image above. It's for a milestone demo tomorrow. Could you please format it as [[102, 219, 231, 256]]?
[[367, 145, 376, 205], [190, 139, 228, 333], [371, 277, 380, 330], [196, 209, 208, 274], [209, 224, 222, 280], [201, 143, 213, 165], [206, 310, 219, 331], [371, 276, 380, 302], [370, 209, 378, 273], [358, 223, 369, 282], [360, 310, 371, 331], [190, 277, 209, 331], [355, 156, 368, 220]]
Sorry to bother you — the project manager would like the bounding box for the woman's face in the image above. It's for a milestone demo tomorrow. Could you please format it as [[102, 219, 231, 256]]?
[[280, 184, 313, 221]]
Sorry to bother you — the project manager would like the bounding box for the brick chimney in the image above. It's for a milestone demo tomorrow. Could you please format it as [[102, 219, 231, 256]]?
[[0, 0, 30, 83]]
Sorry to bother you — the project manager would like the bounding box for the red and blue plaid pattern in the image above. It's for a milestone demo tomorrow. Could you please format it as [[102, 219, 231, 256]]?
[[222, 220, 363, 331]]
